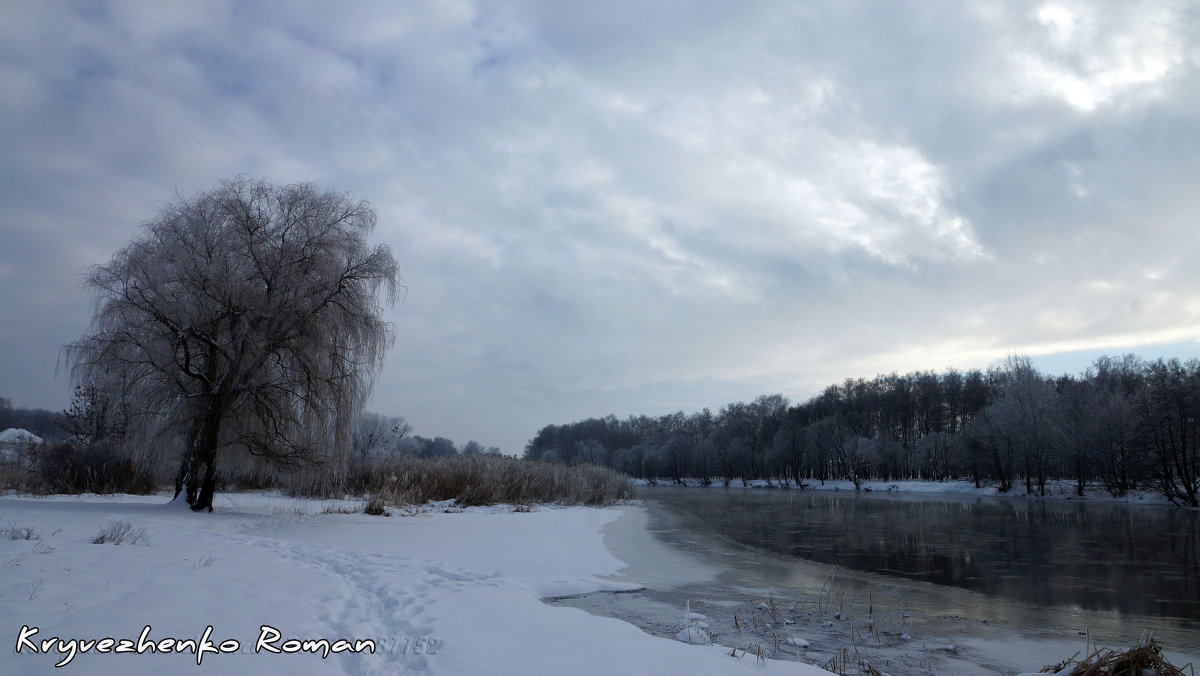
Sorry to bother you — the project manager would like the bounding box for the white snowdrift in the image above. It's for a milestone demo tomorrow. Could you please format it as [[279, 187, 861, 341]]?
[[0, 492, 831, 675], [0, 428, 43, 464], [0, 428, 43, 445]]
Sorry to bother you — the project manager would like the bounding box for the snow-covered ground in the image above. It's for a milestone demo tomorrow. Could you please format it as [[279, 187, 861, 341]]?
[[0, 491, 831, 675], [634, 477, 1179, 506]]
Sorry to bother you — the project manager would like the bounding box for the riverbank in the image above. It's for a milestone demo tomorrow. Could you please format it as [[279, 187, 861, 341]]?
[[557, 495, 1200, 675], [633, 477, 1183, 506], [0, 491, 828, 675]]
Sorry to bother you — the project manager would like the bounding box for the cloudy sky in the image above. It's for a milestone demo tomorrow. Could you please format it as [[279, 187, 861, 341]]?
[[2, 1, 1199, 452]]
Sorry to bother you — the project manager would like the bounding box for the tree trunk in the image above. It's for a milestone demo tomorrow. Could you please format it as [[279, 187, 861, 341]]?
[[173, 454, 195, 501], [186, 459, 201, 505], [174, 418, 203, 501], [186, 406, 224, 512], [193, 456, 217, 512], [173, 458, 187, 500]]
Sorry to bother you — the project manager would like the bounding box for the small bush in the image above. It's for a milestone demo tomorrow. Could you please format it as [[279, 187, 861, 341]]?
[[92, 519, 149, 545], [1, 523, 37, 540], [364, 497, 388, 515]]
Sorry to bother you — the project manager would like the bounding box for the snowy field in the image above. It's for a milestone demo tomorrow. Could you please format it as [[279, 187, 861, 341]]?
[[0, 492, 830, 675]]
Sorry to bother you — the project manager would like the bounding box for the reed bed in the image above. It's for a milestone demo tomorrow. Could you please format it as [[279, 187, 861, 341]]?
[[353, 454, 634, 508]]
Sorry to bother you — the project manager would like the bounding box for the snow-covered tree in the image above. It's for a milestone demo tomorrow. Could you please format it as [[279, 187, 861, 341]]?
[[64, 178, 400, 511], [351, 412, 412, 459], [460, 440, 501, 456], [983, 356, 1057, 495], [1137, 359, 1200, 507]]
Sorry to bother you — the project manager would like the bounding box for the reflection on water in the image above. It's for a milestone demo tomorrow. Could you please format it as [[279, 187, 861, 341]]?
[[639, 486, 1200, 620]]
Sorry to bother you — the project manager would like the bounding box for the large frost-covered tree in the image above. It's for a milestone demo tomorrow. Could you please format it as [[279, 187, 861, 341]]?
[[64, 177, 400, 511]]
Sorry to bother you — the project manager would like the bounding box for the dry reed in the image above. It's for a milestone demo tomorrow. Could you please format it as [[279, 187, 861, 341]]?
[[353, 454, 634, 508], [1041, 635, 1193, 676]]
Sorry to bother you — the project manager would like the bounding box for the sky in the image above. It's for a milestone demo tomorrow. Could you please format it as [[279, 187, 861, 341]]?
[[2, 1, 1199, 453]]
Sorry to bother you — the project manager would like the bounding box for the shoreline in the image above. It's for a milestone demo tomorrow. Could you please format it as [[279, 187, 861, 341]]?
[[0, 491, 828, 675], [557, 496, 1200, 675], [631, 477, 1191, 508]]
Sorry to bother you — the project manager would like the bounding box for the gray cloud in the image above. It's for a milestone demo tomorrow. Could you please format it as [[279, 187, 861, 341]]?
[[2, 1, 1198, 452]]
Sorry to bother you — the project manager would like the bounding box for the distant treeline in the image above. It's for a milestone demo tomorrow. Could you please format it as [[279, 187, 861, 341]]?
[[0, 397, 57, 438], [523, 355, 1200, 507]]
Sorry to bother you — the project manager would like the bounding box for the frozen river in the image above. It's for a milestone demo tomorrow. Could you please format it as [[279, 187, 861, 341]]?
[[644, 486, 1200, 618], [554, 487, 1200, 675]]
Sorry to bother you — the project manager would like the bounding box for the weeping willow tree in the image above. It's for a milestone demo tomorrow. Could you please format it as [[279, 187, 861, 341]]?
[[64, 177, 400, 511]]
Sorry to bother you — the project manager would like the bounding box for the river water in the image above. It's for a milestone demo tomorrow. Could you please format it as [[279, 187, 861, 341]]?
[[647, 486, 1200, 619], [553, 486, 1200, 675]]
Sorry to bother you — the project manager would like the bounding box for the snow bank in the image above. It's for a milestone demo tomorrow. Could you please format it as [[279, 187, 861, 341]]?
[[0, 428, 43, 463], [634, 478, 1175, 505], [0, 428, 43, 445], [0, 492, 831, 675]]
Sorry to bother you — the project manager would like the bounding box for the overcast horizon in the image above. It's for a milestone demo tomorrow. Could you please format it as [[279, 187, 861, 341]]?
[[3, 2, 1200, 453]]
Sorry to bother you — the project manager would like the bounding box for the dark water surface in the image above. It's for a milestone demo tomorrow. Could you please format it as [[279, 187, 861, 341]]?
[[638, 486, 1200, 620]]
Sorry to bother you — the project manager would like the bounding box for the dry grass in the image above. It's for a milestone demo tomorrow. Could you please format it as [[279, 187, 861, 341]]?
[[0, 461, 37, 492], [91, 519, 149, 545], [321, 502, 363, 515], [1042, 636, 1193, 675], [0, 443, 157, 496], [823, 646, 883, 676], [356, 454, 633, 508], [1, 523, 38, 540]]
